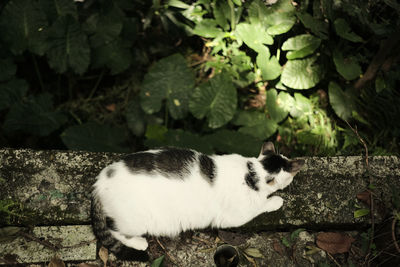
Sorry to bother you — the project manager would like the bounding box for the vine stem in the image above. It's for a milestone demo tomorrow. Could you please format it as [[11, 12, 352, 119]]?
[[88, 69, 106, 100], [345, 120, 374, 264], [392, 217, 400, 253], [31, 54, 45, 91]]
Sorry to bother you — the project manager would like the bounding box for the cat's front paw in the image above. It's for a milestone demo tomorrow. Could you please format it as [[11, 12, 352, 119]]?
[[265, 196, 284, 212]]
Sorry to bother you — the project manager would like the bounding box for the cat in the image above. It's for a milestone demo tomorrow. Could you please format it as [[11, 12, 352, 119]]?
[[91, 142, 304, 261]]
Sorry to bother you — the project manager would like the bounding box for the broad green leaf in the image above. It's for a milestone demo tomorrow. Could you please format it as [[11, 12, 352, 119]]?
[[167, 0, 190, 9], [282, 34, 321, 60], [0, 58, 17, 82], [328, 82, 355, 120], [92, 38, 131, 74], [46, 16, 90, 75], [151, 255, 165, 267], [141, 53, 195, 119], [208, 129, 261, 157], [0, 0, 48, 55], [4, 93, 67, 136], [61, 122, 129, 153], [233, 110, 278, 140], [235, 23, 273, 53], [0, 79, 28, 110], [257, 49, 281, 81], [334, 18, 363, 43], [125, 98, 146, 137], [266, 89, 289, 123], [296, 12, 328, 40], [85, 5, 124, 47], [212, 1, 230, 31], [290, 93, 312, 118], [189, 72, 237, 128], [39, 0, 78, 22], [248, 0, 269, 25], [281, 57, 323, 89], [192, 19, 222, 38], [354, 208, 370, 218], [145, 124, 168, 143], [375, 74, 386, 93], [267, 20, 295, 35], [332, 49, 361, 81]]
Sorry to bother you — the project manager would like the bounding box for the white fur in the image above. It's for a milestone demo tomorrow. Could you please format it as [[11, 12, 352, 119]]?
[[92, 150, 296, 250]]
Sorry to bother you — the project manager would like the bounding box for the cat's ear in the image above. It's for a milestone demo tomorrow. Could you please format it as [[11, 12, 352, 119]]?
[[259, 142, 275, 156], [289, 159, 305, 174]]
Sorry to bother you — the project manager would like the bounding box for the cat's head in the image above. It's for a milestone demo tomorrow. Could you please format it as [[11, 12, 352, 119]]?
[[257, 142, 304, 190]]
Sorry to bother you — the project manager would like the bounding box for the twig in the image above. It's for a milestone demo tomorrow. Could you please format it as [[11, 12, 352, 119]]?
[[156, 238, 178, 264], [327, 252, 341, 267], [61, 239, 97, 249], [344, 120, 368, 166], [392, 217, 400, 253], [19, 231, 60, 251]]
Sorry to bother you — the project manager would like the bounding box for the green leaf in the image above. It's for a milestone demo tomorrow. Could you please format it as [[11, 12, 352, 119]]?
[[375, 74, 386, 93], [267, 20, 295, 35], [208, 129, 261, 157], [233, 110, 278, 140], [141, 53, 195, 119], [46, 16, 90, 75], [151, 255, 165, 267], [257, 48, 281, 81], [192, 19, 223, 38], [125, 98, 146, 136], [281, 34, 321, 60], [328, 82, 356, 120], [354, 208, 370, 218], [167, 0, 190, 9], [61, 122, 129, 153], [39, 0, 78, 22], [332, 49, 361, 81], [281, 56, 323, 89], [266, 89, 289, 123], [189, 72, 237, 128], [91, 38, 131, 74], [290, 93, 312, 118], [145, 124, 168, 143], [0, 0, 48, 55], [0, 79, 28, 111], [281, 237, 291, 247], [212, 1, 230, 31], [334, 18, 363, 43], [3, 93, 67, 136], [235, 23, 273, 53], [0, 58, 17, 82], [296, 12, 328, 40], [290, 228, 305, 241]]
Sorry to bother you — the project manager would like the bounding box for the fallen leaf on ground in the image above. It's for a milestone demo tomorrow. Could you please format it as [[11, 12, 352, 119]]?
[[316, 232, 355, 254], [48, 256, 65, 267], [244, 247, 264, 258], [99, 246, 108, 267], [78, 263, 99, 267], [272, 239, 285, 256], [356, 190, 371, 206]]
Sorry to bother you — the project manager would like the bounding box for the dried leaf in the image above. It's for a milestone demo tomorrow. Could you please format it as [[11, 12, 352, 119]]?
[[78, 264, 99, 267], [272, 239, 285, 256], [356, 190, 371, 206], [98, 246, 108, 266], [105, 103, 116, 112], [244, 247, 264, 258], [316, 232, 355, 254], [48, 256, 65, 267]]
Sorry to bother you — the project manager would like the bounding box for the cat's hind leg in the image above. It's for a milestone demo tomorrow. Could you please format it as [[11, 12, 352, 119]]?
[[110, 230, 148, 250]]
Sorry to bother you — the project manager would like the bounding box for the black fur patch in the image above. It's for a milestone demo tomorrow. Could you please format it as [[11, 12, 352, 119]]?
[[106, 168, 115, 178], [106, 216, 118, 231], [260, 154, 290, 174], [199, 154, 216, 182], [123, 152, 156, 172], [245, 161, 259, 191], [123, 147, 196, 178], [155, 147, 196, 176]]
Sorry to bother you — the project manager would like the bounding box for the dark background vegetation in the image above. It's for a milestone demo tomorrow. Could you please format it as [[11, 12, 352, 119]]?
[[0, 0, 399, 157]]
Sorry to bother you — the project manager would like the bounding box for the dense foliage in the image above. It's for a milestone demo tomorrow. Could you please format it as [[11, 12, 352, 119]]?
[[0, 0, 399, 156]]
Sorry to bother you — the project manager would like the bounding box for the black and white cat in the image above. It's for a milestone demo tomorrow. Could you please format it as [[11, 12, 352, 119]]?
[[91, 142, 304, 260]]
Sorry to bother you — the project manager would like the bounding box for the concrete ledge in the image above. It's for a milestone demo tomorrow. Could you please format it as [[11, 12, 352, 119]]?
[[1, 148, 398, 229]]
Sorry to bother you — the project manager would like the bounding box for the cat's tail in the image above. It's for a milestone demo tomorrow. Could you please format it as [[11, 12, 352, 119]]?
[[90, 190, 149, 262]]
